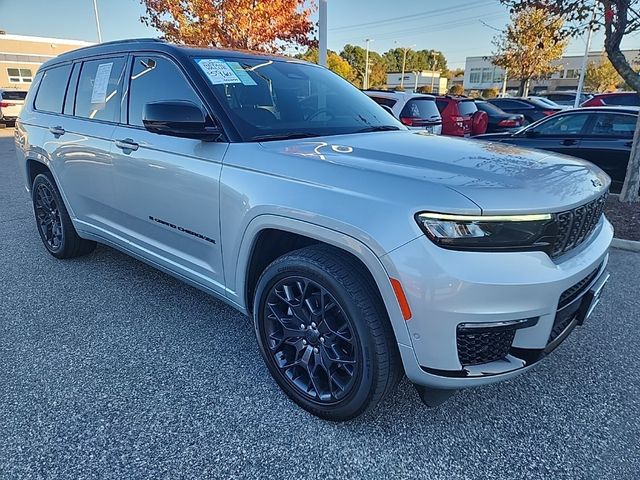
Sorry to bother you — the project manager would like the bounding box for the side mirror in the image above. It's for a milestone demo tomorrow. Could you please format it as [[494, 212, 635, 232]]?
[[142, 100, 221, 141], [380, 104, 396, 117]]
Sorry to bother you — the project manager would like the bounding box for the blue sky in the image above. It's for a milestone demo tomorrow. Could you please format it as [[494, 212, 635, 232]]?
[[1, 0, 639, 69]]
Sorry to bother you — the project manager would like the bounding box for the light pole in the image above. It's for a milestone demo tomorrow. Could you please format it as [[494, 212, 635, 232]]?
[[430, 51, 437, 93], [319, 0, 328, 67], [364, 38, 373, 89], [93, 0, 102, 43], [575, 1, 598, 108], [501, 67, 508, 97], [396, 42, 415, 89]]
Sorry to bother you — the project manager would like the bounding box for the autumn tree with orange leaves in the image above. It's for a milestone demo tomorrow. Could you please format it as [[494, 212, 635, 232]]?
[[140, 0, 316, 52]]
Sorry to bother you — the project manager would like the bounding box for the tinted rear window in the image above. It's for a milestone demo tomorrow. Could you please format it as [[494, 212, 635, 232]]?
[[457, 100, 477, 116], [475, 101, 504, 114], [602, 94, 640, 106], [34, 64, 72, 114], [400, 98, 440, 119], [527, 97, 557, 108], [1, 91, 27, 101], [490, 99, 530, 109]]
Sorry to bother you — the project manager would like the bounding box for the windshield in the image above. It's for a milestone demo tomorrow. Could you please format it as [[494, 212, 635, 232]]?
[[194, 57, 403, 141]]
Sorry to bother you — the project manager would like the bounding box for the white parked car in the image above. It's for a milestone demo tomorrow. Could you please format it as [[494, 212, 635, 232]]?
[[364, 90, 442, 134], [0, 89, 27, 126]]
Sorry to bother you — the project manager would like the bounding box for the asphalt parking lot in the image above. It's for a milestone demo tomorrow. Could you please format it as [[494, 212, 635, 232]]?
[[0, 127, 639, 479]]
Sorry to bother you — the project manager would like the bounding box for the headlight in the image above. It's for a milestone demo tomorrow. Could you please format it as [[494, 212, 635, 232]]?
[[415, 212, 557, 252]]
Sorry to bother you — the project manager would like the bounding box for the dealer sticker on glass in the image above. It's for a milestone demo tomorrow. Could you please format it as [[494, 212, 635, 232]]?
[[196, 59, 242, 85]]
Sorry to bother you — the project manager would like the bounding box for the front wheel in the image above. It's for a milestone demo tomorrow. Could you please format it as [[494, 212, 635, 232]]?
[[253, 245, 401, 421]]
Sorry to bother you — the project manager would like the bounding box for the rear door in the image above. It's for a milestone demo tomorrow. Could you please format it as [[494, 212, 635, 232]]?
[[576, 112, 636, 192], [109, 54, 227, 293], [52, 56, 127, 230]]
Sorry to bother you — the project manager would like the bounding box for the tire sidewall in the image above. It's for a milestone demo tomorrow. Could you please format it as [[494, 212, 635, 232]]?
[[32, 173, 71, 259], [253, 258, 379, 420]]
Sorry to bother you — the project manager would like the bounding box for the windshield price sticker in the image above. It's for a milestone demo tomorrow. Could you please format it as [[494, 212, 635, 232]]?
[[197, 59, 242, 85], [227, 61, 258, 86], [91, 62, 113, 104]]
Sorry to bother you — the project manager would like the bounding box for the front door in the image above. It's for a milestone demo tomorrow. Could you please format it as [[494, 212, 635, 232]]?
[[110, 55, 228, 293]]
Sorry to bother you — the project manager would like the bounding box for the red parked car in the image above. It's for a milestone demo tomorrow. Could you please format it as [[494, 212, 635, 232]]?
[[435, 96, 488, 136], [581, 92, 640, 107]]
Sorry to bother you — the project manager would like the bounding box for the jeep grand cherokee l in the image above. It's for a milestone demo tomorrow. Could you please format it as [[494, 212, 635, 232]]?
[[15, 39, 612, 421]]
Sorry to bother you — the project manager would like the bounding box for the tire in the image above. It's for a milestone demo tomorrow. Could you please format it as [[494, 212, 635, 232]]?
[[253, 244, 402, 421], [32, 172, 96, 259]]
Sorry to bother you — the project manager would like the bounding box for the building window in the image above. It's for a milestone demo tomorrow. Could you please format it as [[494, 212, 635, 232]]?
[[469, 68, 481, 84], [493, 70, 504, 82], [481, 68, 494, 83], [7, 68, 33, 83]]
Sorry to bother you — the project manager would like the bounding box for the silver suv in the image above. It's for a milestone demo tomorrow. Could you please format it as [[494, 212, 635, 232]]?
[[15, 40, 612, 421]]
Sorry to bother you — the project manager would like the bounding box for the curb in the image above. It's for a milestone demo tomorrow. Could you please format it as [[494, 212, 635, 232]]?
[[611, 238, 640, 252]]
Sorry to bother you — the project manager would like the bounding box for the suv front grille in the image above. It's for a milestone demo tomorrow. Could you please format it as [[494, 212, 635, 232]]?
[[456, 328, 515, 366], [550, 193, 607, 257]]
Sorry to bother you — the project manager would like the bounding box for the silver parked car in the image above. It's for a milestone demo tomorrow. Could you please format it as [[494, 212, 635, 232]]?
[[15, 39, 612, 421]]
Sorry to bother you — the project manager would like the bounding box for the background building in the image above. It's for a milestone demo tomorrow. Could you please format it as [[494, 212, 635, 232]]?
[[386, 71, 448, 94], [463, 50, 640, 93], [0, 32, 91, 90]]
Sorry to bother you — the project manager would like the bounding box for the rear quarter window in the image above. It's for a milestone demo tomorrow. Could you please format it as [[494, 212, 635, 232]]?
[[369, 96, 397, 108], [34, 64, 72, 114]]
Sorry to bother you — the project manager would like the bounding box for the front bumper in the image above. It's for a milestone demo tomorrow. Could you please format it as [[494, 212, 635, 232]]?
[[381, 216, 614, 389]]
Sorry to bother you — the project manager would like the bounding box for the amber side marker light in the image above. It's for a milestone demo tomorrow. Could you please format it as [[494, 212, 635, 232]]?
[[390, 278, 412, 321]]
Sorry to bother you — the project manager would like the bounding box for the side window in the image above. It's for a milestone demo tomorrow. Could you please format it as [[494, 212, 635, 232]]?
[[531, 113, 590, 136], [34, 64, 72, 114], [128, 56, 204, 127], [590, 113, 636, 138], [75, 57, 126, 122], [370, 96, 396, 108], [610, 94, 640, 106]]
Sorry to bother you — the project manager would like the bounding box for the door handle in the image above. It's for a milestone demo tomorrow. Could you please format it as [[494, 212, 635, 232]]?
[[114, 138, 139, 152], [561, 139, 577, 146], [49, 126, 65, 137]]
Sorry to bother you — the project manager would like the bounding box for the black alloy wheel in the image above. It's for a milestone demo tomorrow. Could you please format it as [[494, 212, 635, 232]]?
[[34, 182, 64, 252], [263, 276, 359, 403], [253, 245, 402, 421]]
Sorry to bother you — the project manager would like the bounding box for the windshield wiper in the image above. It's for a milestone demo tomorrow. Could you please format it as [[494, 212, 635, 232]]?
[[250, 132, 322, 142], [355, 125, 402, 133]]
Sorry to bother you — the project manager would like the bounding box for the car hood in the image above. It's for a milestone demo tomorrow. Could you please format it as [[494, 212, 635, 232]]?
[[261, 130, 610, 214]]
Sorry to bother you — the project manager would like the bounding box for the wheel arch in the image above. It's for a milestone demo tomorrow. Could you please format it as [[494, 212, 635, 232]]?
[[234, 215, 412, 347]]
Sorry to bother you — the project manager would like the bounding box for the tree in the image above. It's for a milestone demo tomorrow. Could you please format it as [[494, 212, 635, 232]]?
[[585, 55, 623, 91], [417, 85, 432, 94], [297, 48, 353, 80], [500, 1, 640, 203], [140, 0, 316, 52], [492, 6, 568, 96], [339, 44, 386, 88], [382, 48, 447, 74], [448, 84, 465, 95]]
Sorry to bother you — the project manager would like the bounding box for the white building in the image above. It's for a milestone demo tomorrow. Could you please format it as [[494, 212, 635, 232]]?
[[463, 50, 640, 93], [386, 71, 448, 94]]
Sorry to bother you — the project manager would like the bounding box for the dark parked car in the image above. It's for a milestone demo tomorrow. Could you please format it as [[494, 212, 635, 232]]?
[[540, 91, 591, 107], [581, 92, 640, 107], [487, 97, 563, 124], [476, 106, 638, 193], [474, 100, 525, 133]]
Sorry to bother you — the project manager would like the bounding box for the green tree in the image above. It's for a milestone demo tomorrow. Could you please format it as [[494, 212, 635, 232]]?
[[492, 6, 567, 96], [448, 84, 465, 95], [339, 44, 386, 88], [585, 55, 623, 92], [298, 48, 353, 80]]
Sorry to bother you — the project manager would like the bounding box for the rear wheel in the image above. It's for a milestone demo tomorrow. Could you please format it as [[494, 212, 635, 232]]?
[[32, 172, 96, 259], [253, 244, 402, 421]]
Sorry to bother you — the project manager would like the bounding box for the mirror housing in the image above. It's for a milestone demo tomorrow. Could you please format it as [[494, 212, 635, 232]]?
[[142, 101, 221, 141]]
